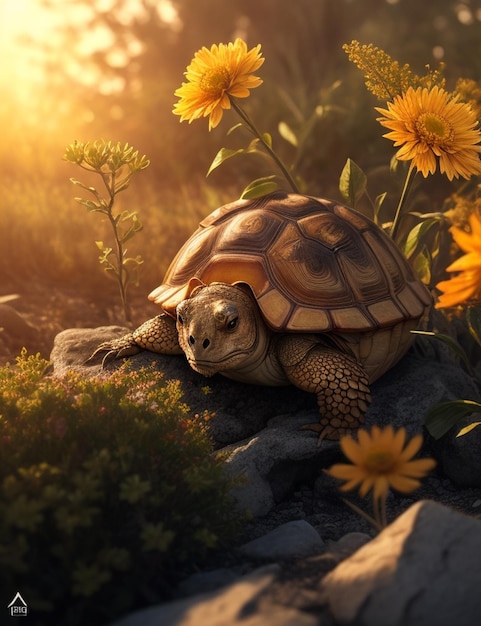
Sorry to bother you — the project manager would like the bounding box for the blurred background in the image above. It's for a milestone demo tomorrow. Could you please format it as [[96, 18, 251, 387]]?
[[1, 0, 481, 360]]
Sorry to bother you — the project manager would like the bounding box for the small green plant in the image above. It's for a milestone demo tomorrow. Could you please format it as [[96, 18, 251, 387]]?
[[0, 350, 242, 625], [64, 140, 150, 322]]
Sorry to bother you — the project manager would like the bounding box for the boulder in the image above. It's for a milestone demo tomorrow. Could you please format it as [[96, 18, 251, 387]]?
[[430, 414, 481, 488], [50, 327, 481, 514], [321, 499, 481, 625], [109, 501, 481, 626], [110, 565, 317, 626]]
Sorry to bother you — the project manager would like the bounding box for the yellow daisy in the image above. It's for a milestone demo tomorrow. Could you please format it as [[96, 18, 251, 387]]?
[[376, 86, 481, 180], [325, 425, 436, 501], [436, 211, 481, 308], [173, 38, 264, 131]]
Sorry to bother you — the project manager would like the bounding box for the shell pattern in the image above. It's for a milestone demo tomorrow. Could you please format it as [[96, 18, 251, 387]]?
[[149, 192, 431, 334]]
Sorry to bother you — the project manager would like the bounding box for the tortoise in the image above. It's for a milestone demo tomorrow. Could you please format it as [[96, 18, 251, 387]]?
[[92, 192, 431, 441]]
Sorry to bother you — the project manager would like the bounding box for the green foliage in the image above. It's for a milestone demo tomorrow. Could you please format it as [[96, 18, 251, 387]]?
[[338, 158, 386, 224], [424, 400, 481, 439], [64, 140, 150, 323], [0, 350, 242, 625], [339, 158, 367, 208], [205, 98, 299, 198]]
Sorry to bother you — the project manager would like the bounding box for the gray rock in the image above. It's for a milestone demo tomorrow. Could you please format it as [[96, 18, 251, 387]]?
[[50, 327, 481, 517], [367, 352, 481, 435], [50, 327, 312, 446], [110, 501, 481, 626], [328, 531, 371, 558], [110, 564, 317, 626], [431, 414, 481, 488], [239, 520, 324, 560], [222, 414, 337, 516], [321, 499, 481, 626], [175, 568, 241, 598], [50, 326, 129, 377]]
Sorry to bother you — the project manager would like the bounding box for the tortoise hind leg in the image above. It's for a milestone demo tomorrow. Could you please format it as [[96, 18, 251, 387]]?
[[277, 335, 371, 442], [88, 313, 182, 366]]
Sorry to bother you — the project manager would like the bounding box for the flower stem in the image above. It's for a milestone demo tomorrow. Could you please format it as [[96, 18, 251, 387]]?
[[230, 98, 299, 193], [342, 498, 383, 533], [390, 163, 416, 241]]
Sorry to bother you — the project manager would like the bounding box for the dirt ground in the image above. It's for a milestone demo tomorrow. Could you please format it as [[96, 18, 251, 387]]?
[[0, 279, 160, 366]]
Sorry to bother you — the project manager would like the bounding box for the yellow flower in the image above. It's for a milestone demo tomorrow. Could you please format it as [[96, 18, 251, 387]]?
[[436, 211, 481, 308], [173, 38, 264, 130], [325, 425, 436, 501], [376, 86, 481, 180]]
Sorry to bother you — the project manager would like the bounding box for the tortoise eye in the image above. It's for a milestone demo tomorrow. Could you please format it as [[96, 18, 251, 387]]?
[[227, 316, 238, 331], [177, 314, 184, 326]]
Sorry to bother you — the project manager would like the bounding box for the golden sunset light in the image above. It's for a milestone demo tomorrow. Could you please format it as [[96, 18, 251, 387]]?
[[2, 3, 481, 625]]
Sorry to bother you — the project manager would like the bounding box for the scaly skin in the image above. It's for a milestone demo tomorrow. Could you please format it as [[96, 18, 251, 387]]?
[[277, 334, 371, 441], [90, 283, 372, 441], [89, 314, 182, 367]]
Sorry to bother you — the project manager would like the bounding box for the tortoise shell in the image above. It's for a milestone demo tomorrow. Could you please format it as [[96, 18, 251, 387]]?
[[149, 192, 431, 333]]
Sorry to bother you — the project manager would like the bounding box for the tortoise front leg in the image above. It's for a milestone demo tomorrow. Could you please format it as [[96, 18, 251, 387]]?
[[277, 335, 371, 442], [88, 313, 182, 366]]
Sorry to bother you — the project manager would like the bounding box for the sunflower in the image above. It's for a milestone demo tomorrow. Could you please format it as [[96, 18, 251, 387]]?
[[173, 38, 264, 131], [325, 425, 436, 501], [375, 86, 481, 180], [436, 211, 481, 308]]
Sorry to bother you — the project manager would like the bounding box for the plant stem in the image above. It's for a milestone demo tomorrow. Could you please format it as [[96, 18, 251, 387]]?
[[342, 498, 383, 532], [230, 98, 299, 194], [100, 170, 131, 323], [390, 163, 416, 241]]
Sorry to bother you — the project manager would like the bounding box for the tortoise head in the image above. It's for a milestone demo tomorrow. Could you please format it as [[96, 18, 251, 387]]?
[[175, 282, 269, 377]]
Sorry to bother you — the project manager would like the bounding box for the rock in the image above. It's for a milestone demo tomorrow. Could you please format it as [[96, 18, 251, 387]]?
[[328, 531, 371, 558], [110, 501, 481, 626], [110, 564, 317, 626], [0, 303, 40, 354], [50, 327, 481, 517], [222, 415, 338, 516], [175, 568, 242, 598], [50, 326, 130, 377], [50, 327, 311, 446], [321, 499, 481, 626], [430, 414, 481, 488], [239, 520, 324, 560]]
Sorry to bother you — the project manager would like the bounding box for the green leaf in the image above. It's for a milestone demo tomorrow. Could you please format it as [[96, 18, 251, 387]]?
[[457, 421, 481, 437], [76, 198, 102, 213], [206, 147, 245, 177], [246, 138, 261, 153], [412, 248, 431, 285], [403, 218, 439, 259], [240, 176, 278, 200], [262, 132, 273, 148], [424, 400, 481, 439], [466, 307, 481, 348], [373, 192, 387, 224], [227, 123, 243, 136], [411, 330, 475, 377], [278, 122, 298, 147], [339, 159, 367, 207]]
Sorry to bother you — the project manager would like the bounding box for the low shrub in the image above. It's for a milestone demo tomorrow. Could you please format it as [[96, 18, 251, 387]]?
[[0, 351, 242, 625]]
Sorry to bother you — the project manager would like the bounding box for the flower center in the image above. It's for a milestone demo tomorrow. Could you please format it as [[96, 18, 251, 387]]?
[[200, 67, 231, 98], [364, 449, 395, 473], [415, 112, 454, 147]]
